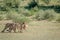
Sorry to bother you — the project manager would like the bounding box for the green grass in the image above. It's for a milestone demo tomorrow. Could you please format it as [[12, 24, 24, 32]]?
[[0, 20, 60, 40]]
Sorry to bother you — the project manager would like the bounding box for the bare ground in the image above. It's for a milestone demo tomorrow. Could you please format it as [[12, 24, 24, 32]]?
[[0, 20, 60, 40]]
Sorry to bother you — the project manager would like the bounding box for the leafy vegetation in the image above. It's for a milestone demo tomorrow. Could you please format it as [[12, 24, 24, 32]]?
[[42, 0, 50, 4], [34, 9, 55, 21], [6, 11, 30, 23], [0, 0, 60, 23]]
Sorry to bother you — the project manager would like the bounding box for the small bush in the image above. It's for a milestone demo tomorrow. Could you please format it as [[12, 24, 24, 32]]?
[[6, 13, 13, 20], [21, 9, 36, 16], [22, 12, 32, 16], [43, 12, 54, 20], [13, 16, 30, 23], [34, 10, 55, 21], [56, 18, 60, 22], [6, 11, 30, 23], [6, 11, 18, 20], [56, 15, 60, 22], [0, 15, 4, 20], [35, 13, 42, 20]]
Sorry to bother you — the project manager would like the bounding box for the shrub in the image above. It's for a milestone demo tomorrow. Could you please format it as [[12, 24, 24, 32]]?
[[6, 11, 30, 23], [56, 15, 60, 22], [0, 15, 4, 20], [34, 9, 55, 21], [22, 9, 36, 17], [13, 16, 30, 23], [22, 12, 32, 16], [6, 11, 18, 20], [42, 0, 50, 4], [43, 12, 54, 20]]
